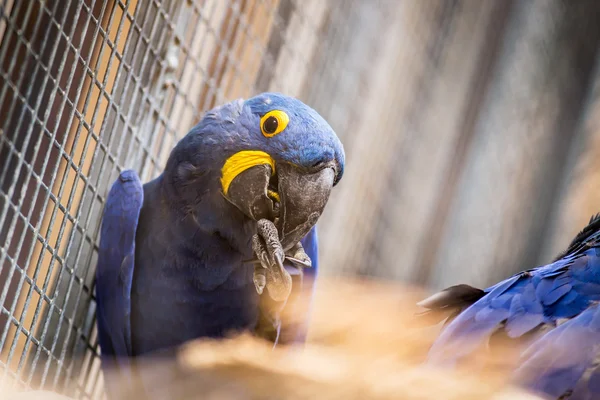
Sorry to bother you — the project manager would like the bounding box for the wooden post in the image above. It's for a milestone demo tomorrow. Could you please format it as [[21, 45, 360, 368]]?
[[540, 56, 600, 261], [429, 0, 600, 290]]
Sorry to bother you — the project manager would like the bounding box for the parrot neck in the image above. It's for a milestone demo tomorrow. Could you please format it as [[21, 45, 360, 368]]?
[[157, 169, 256, 259], [159, 129, 259, 258]]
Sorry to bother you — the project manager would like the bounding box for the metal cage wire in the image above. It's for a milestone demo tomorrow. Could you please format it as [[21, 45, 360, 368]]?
[[0, 0, 393, 397]]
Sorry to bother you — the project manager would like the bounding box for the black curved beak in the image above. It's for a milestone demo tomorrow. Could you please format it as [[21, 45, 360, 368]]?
[[225, 161, 336, 248], [225, 164, 277, 222], [276, 162, 335, 249]]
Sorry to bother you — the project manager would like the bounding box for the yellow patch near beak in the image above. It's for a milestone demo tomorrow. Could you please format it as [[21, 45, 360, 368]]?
[[267, 190, 280, 202], [221, 150, 276, 195]]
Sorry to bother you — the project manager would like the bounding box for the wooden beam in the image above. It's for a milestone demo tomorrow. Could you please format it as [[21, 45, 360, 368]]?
[[429, 0, 600, 290], [540, 57, 600, 261]]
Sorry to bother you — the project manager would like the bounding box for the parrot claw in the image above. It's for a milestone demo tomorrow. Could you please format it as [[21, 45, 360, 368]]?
[[252, 234, 270, 267], [251, 234, 269, 295], [285, 257, 311, 269], [253, 268, 266, 295], [247, 236, 312, 268], [253, 219, 293, 302], [286, 242, 312, 268], [274, 248, 285, 271]]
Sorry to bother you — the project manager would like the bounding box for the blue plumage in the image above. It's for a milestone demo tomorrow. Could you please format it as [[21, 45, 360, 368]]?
[[95, 170, 143, 396], [423, 214, 600, 399], [94, 93, 344, 398], [514, 304, 600, 399], [245, 95, 345, 180]]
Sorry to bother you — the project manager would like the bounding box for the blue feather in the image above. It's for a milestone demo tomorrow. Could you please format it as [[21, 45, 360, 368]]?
[[515, 304, 600, 399], [426, 214, 600, 399], [95, 170, 143, 397]]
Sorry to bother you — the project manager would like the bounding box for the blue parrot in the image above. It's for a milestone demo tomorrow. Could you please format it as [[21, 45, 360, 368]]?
[[419, 214, 600, 399], [94, 93, 344, 398]]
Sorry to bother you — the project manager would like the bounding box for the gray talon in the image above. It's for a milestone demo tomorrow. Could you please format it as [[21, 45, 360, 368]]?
[[287, 242, 312, 268], [253, 267, 266, 294], [252, 234, 270, 268], [254, 219, 293, 302]]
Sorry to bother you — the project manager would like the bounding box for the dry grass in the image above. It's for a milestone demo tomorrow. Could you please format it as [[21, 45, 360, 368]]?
[[3, 278, 543, 399]]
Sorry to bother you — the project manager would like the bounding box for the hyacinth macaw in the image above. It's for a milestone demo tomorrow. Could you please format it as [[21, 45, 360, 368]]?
[[419, 214, 600, 399], [94, 93, 344, 397]]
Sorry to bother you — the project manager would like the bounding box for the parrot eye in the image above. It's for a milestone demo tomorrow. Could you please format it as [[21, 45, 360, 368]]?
[[260, 110, 289, 137], [263, 116, 278, 134]]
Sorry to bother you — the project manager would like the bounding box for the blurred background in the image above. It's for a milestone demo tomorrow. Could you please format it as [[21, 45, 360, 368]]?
[[0, 0, 600, 398]]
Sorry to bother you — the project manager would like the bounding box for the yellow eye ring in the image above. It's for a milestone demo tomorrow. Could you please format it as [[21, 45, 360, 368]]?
[[260, 110, 289, 137]]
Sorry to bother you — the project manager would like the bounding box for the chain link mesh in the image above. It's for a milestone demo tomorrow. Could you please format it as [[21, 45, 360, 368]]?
[[0, 0, 394, 397]]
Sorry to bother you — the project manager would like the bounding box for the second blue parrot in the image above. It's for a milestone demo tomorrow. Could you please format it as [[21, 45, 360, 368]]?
[[419, 214, 600, 399]]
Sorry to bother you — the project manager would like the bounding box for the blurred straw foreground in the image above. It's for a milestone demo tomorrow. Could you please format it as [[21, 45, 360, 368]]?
[[3, 278, 542, 400]]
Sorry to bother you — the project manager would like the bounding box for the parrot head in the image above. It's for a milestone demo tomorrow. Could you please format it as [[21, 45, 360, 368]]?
[[164, 92, 345, 252]]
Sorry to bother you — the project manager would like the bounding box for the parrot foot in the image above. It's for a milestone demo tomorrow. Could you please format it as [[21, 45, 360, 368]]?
[[285, 241, 312, 268], [253, 219, 292, 302], [253, 267, 266, 295]]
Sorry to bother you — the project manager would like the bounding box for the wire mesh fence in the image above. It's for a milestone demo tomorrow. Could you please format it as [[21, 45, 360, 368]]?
[[1, 0, 600, 398], [0, 0, 393, 397]]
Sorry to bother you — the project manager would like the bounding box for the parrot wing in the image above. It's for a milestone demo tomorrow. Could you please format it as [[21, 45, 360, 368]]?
[[416, 283, 486, 325], [513, 302, 600, 399], [425, 213, 600, 398], [95, 169, 143, 364]]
